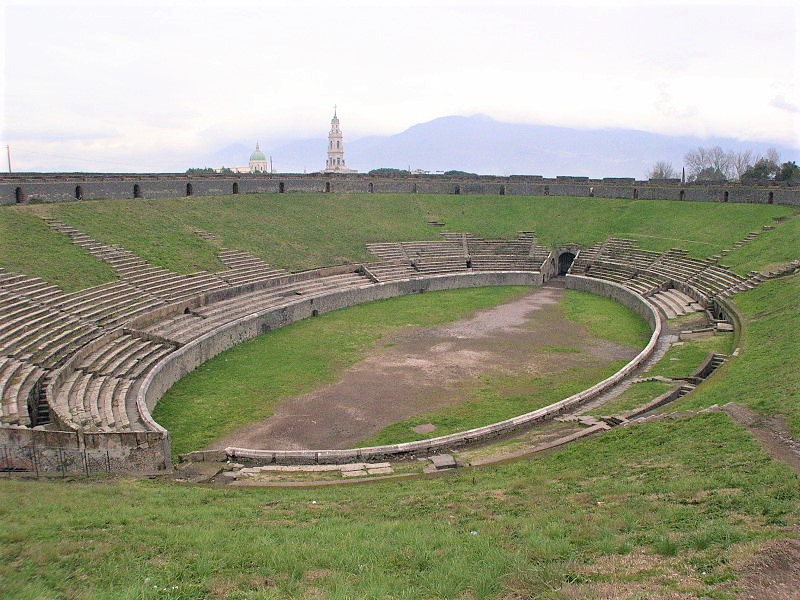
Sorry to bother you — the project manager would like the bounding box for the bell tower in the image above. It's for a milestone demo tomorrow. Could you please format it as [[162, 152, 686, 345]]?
[[324, 106, 355, 173]]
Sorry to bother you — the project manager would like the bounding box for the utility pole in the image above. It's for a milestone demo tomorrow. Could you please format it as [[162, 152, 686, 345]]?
[[6, 145, 11, 173]]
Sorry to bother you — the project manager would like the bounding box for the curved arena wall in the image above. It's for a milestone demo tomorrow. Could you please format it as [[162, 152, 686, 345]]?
[[135, 273, 661, 465]]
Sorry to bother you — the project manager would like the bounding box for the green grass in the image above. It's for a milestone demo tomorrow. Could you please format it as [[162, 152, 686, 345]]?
[[1, 414, 797, 599], [1, 193, 800, 598], [721, 212, 800, 276], [647, 334, 733, 379], [0, 207, 116, 292], [676, 273, 800, 436], [155, 286, 531, 456], [587, 380, 675, 417], [562, 289, 651, 348], [0, 193, 792, 290]]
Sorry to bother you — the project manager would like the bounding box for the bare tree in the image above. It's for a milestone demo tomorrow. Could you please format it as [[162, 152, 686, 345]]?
[[648, 161, 677, 180], [730, 150, 754, 180], [684, 146, 734, 181], [765, 148, 781, 166]]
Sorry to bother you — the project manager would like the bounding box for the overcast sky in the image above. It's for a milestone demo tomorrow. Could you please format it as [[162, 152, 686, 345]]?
[[1, 0, 798, 172]]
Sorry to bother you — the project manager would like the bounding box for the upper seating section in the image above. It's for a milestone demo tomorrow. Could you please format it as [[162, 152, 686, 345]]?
[[216, 249, 290, 287], [365, 232, 553, 282], [572, 237, 756, 301]]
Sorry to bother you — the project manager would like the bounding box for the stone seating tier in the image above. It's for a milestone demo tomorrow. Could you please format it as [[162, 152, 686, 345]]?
[[0, 357, 43, 426], [55, 370, 135, 431], [364, 261, 418, 283], [468, 240, 531, 255], [365, 243, 406, 261], [145, 272, 372, 344], [77, 334, 175, 379]]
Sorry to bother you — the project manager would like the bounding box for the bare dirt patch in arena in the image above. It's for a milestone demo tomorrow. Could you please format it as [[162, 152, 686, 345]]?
[[209, 287, 639, 450]]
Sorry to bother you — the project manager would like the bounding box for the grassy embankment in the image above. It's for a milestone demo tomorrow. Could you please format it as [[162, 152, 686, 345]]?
[[0, 194, 793, 290], [0, 208, 115, 292], [674, 273, 800, 436], [1, 413, 797, 599]]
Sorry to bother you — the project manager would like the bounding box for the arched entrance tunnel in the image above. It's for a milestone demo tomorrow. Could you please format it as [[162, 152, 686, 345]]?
[[558, 252, 576, 275]]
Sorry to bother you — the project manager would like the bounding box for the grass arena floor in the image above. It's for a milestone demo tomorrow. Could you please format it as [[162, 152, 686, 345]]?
[[0, 193, 798, 598], [155, 286, 649, 455]]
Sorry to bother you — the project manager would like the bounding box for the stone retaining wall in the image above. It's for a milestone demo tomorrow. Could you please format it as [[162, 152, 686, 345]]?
[[0, 425, 170, 473], [2, 173, 796, 205], [222, 275, 663, 464]]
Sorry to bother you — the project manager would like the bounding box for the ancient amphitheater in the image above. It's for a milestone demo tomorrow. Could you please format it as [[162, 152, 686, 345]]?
[[3, 176, 796, 473]]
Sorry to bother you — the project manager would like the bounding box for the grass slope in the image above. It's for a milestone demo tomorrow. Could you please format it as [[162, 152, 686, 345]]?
[[0, 207, 116, 292], [676, 273, 800, 435], [155, 286, 531, 456], [1, 414, 797, 599], [0, 193, 792, 290], [721, 212, 800, 276]]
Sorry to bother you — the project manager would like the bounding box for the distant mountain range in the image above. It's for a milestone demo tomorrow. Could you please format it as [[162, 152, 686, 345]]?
[[202, 115, 799, 179]]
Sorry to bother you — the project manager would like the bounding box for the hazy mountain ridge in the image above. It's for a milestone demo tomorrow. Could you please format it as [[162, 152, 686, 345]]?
[[205, 115, 799, 179]]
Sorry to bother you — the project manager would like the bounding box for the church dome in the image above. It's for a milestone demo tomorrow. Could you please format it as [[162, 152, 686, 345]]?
[[249, 144, 266, 162]]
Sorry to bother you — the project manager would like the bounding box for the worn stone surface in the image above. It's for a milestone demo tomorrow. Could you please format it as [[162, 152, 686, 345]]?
[[429, 454, 457, 470], [366, 466, 393, 475], [412, 423, 437, 434]]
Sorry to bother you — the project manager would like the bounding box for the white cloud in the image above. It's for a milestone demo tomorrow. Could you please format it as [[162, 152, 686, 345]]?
[[1, 0, 798, 172]]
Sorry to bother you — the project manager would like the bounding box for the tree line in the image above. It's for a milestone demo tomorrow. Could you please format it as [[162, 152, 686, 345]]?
[[649, 147, 799, 183]]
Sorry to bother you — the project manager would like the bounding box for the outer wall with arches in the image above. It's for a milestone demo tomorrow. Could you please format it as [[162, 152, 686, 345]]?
[[1, 175, 798, 206]]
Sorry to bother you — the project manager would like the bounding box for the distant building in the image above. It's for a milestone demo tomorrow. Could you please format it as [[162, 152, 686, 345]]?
[[323, 107, 356, 173], [248, 142, 268, 172], [224, 142, 271, 174]]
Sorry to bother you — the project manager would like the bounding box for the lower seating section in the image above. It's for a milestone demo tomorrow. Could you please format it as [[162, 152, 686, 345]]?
[[470, 255, 541, 271], [363, 260, 417, 282], [623, 273, 667, 296], [77, 334, 176, 379], [145, 271, 372, 345], [54, 371, 134, 431], [413, 256, 469, 274], [647, 289, 704, 319], [3, 227, 767, 437], [51, 333, 178, 431], [0, 357, 43, 426]]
